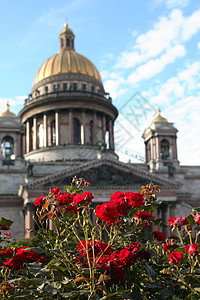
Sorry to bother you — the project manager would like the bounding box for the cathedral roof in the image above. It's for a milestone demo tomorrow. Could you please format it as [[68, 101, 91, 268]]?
[[0, 103, 16, 118], [33, 23, 102, 85], [151, 108, 168, 125]]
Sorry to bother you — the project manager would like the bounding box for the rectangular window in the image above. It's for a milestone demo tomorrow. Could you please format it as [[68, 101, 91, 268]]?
[[63, 83, 67, 91], [91, 85, 95, 93], [73, 82, 77, 91], [82, 83, 86, 91], [53, 84, 59, 92]]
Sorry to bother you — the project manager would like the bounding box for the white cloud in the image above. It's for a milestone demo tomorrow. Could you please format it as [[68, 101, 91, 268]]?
[[164, 96, 200, 165], [100, 7, 200, 165], [0, 97, 25, 114], [178, 62, 200, 90], [181, 9, 200, 41], [152, 0, 190, 9], [15, 96, 27, 103], [127, 45, 185, 84], [115, 8, 200, 82], [115, 9, 184, 69], [165, 0, 190, 9], [104, 76, 126, 99]]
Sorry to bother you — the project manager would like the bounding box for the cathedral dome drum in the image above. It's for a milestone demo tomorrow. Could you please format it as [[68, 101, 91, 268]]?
[[19, 23, 118, 162]]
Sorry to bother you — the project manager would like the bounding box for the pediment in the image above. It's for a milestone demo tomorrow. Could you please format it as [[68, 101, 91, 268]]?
[[22, 157, 182, 191], [0, 117, 20, 128]]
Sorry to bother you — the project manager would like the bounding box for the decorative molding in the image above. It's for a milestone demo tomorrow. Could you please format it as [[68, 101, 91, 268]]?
[[21, 157, 182, 191]]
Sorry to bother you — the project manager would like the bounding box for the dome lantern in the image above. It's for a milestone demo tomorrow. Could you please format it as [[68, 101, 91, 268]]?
[[151, 107, 168, 126], [59, 23, 75, 51], [0, 101, 16, 118]]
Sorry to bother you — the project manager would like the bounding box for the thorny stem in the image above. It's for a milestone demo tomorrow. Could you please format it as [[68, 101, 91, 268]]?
[[177, 228, 184, 246]]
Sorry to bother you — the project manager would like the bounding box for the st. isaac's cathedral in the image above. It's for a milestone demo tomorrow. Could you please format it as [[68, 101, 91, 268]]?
[[0, 24, 200, 240]]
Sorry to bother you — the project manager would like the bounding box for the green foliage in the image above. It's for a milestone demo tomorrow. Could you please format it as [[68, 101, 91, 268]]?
[[0, 179, 200, 299]]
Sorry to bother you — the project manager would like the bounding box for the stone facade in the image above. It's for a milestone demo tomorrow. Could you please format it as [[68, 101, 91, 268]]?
[[0, 24, 200, 240]]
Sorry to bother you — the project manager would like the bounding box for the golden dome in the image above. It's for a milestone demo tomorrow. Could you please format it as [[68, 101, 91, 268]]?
[[33, 24, 102, 85], [0, 103, 16, 118], [151, 108, 168, 125], [33, 51, 102, 85], [60, 23, 74, 36]]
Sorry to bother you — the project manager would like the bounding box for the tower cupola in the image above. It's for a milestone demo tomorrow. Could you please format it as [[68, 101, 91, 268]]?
[[59, 23, 75, 51], [142, 108, 179, 174]]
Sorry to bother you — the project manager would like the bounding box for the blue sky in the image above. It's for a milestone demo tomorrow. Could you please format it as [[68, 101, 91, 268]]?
[[0, 0, 200, 165]]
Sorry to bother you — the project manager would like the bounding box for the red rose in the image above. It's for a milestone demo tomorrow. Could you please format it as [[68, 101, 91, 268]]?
[[3, 233, 11, 239], [49, 207, 61, 218], [94, 241, 112, 256], [124, 242, 140, 253], [152, 231, 165, 243], [4, 252, 27, 270], [73, 191, 94, 206], [65, 205, 79, 215], [163, 242, 172, 253], [0, 248, 14, 258], [16, 247, 41, 263], [185, 243, 199, 256], [194, 213, 200, 225], [51, 187, 60, 195], [98, 256, 111, 272], [111, 197, 131, 216], [134, 211, 153, 227], [134, 211, 152, 220], [110, 191, 132, 216], [118, 248, 134, 266], [168, 217, 188, 227], [169, 251, 183, 265], [0, 225, 10, 230], [125, 192, 144, 208], [33, 196, 45, 206], [95, 202, 119, 224], [77, 240, 92, 253], [110, 191, 125, 202], [55, 193, 73, 205], [168, 217, 176, 227]]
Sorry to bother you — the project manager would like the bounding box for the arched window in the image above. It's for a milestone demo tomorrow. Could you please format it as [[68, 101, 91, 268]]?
[[160, 139, 170, 160], [1, 136, 14, 159], [61, 38, 64, 48], [89, 120, 93, 145], [51, 120, 56, 145], [39, 124, 44, 148], [67, 39, 70, 47], [73, 118, 81, 145]]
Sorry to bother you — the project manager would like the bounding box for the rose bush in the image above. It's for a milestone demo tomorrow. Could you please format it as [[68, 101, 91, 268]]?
[[0, 178, 200, 299]]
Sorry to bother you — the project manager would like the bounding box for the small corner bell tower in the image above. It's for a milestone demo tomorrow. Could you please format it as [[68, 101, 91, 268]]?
[[142, 108, 179, 175]]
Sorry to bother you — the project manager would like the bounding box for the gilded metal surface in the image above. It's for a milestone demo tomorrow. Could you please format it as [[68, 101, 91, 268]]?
[[33, 50, 102, 85], [151, 108, 168, 125], [0, 103, 16, 118]]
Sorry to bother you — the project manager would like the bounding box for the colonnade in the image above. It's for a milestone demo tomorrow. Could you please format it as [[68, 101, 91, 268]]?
[[25, 110, 115, 153]]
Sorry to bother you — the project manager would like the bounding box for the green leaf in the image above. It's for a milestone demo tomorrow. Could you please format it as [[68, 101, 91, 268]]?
[[30, 247, 48, 254], [144, 263, 157, 280], [143, 281, 158, 289], [184, 293, 193, 300], [187, 214, 195, 226], [64, 185, 74, 193], [182, 202, 193, 210], [0, 217, 13, 227], [160, 287, 173, 298]]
